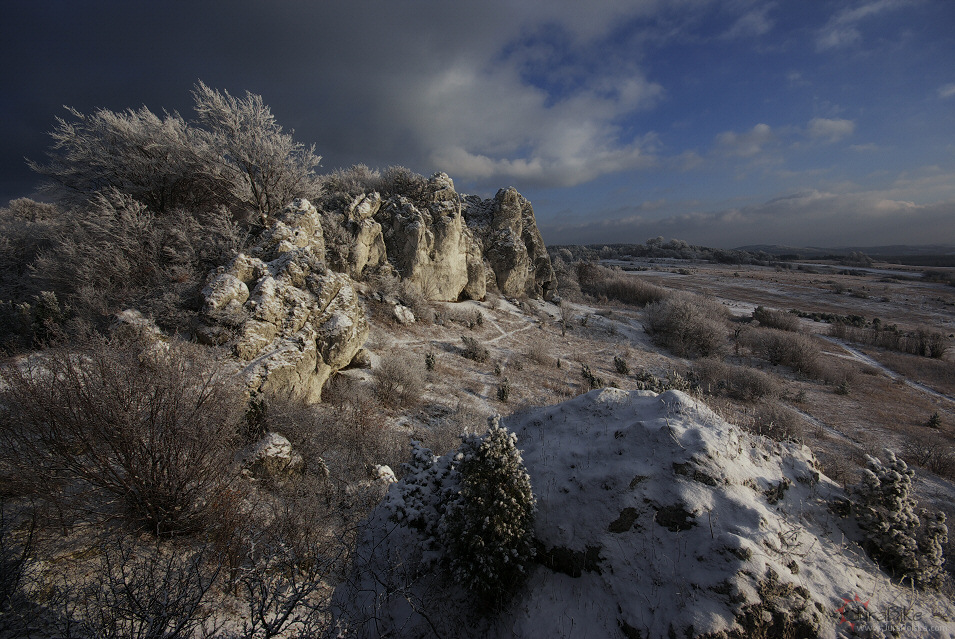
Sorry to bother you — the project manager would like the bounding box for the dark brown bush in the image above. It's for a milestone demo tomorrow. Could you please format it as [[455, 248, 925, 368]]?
[[752, 306, 800, 332], [644, 292, 729, 358], [576, 262, 668, 307], [694, 358, 780, 401], [0, 335, 244, 536], [742, 327, 823, 377], [747, 403, 806, 442], [374, 351, 426, 409]]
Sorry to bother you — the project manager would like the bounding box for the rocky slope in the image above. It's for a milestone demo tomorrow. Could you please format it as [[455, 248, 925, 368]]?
[[191, 172, 554, 400], [197, 199, 367, 401], [333, 388, 955, 638]]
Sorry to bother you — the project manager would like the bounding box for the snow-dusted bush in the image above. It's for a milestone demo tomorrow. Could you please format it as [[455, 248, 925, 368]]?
[[442, 419, 536, 607], [0, 335, 244, 536], [30, 82, 320, 221], [852, 450, 948, 588], [387, 419, 536, 608], [644, 292, 728, 357]]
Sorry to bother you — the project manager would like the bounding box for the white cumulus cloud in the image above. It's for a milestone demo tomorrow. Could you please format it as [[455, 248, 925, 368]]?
[[715, 123, 775, 157], [807, 118, 855, 143]]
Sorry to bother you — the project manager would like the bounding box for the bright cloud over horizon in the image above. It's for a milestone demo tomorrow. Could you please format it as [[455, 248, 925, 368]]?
[[2, 0, 954, 248]]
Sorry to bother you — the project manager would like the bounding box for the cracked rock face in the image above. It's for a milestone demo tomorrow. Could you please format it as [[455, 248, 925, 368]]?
[[464, 187, 556, 300], [376, 173, 476, 301], [199, 198, 368, 402]]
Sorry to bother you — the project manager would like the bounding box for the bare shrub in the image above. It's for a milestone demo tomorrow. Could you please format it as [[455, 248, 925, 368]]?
[[524, 338, 553, 366], [747, 403, 805, 442], [0, 336, 244, 536], [460, 335, 490, 363], [644, 292, 729, 358], [694, 358, 780, 401], [902, 434, 955, 480], [830, 322, 951, 359], [752, 306, 800, 332], [32, 191, 243, 324], [742, 327, 823, 377], [66, 537, 221, 639], [0, 501, 37, 636], [31, 83, 321, 221], [576, 262, 668, 307], [373, 351, 426, 409], [307, 378, 404, 486]]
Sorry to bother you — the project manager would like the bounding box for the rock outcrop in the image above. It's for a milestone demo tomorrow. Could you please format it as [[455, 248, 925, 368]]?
[[464, 187, 556, 299], [198, 198, 368, 402], [320, 171, 548, 302], [341, 192, 389, 279], [375, 173, 480, 301]]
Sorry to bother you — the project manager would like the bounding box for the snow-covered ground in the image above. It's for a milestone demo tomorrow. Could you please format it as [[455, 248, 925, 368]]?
[[333, 388, 955, 638]]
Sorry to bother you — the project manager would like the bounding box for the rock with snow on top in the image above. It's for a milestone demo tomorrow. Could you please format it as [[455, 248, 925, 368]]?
[[197, 198, 368, 402], [392, 304, 415, 325], [246, 432, 303, 481], [332, 388, 955, 638]]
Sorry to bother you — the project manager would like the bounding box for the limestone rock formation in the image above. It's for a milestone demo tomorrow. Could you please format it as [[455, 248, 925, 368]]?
[[245, 431, 304, 481], [375, 173, 477, 301], [318, 170, 549, 302], [464, 187, 556, 299], [198, 198, 368, 402], [340, 192, 389, 279]]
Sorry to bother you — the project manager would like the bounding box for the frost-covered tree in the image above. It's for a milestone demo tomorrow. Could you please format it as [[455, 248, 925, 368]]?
[[28, 105, 213, 213], [386, 418, 536, 608], [852, 450, 948, 588], [192, 81, 320, 222], [29, 83, 321, 222]]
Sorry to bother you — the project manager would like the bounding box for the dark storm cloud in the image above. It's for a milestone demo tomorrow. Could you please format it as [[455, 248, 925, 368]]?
[[1, 1, 667, 202]]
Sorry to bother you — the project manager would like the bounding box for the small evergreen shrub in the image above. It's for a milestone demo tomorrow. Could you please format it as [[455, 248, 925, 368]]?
[[460, 335, 490, 363], [581, 364, 603, 390], [926, 412, 942, 429], [425, 350, 436, 372], [442, 419, 536, 607], [497, 377, 511, 403], [387, 419, 536, 608], [613, 355, 630, 375], [851, 450, 948, 588]]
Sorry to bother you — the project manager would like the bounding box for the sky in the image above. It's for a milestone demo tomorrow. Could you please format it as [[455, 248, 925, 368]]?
[[2, 0, 954, 249]]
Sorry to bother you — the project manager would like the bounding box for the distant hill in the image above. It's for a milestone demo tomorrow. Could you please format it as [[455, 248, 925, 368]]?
[[736, 244, 955, 258]]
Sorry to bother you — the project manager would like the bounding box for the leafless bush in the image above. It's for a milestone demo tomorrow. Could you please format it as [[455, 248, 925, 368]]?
[[412, 405, 486, 458], [694, 358, 780, 401], [0, 335, 245, 536], [830, 322, 950, 359], [0, 501, 37, 636], [902, 434, 955, 480], [374, 351, 426, 408], [524, 338, 553, 366], [752, 306, 800, 332], [742, 327, 824, 377], [644, 292, 729, 357], [460, 336, 490, 363], [32, 191, 243, 325], [747, 403, 806, 443], [65, 537, 221, 639], [576, 262, 668, 307], [31, 82, 321, 221]]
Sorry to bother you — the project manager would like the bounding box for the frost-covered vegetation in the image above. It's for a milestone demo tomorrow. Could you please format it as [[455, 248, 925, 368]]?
[[1, 82, 954, 637]]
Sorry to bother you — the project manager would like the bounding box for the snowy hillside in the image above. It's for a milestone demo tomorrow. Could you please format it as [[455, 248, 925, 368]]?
[[333, 388, 955, 638]]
